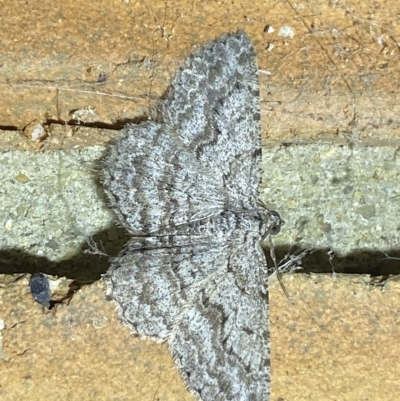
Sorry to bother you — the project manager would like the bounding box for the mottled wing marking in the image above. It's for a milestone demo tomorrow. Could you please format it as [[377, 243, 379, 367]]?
[[103, 123, 227, 234], [103, 30, 272, 401], [163, 32, 262, 209], [106, 236, 231, 340], [170, 241, 270, 401]]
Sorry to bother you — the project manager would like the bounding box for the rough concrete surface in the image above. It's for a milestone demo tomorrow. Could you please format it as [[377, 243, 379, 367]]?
[[1, 142, 400, 273], [1, 0, 400, 400]]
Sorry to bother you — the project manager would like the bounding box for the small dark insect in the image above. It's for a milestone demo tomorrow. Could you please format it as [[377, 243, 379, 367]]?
[[29, 273, 51, 308], [98, 72, 108, 83]]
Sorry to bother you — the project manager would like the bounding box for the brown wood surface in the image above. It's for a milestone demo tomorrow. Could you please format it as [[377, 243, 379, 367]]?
[[1, 0, 400, 148]]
